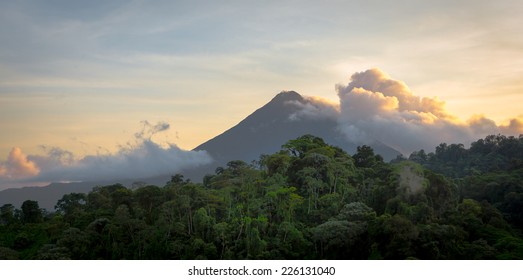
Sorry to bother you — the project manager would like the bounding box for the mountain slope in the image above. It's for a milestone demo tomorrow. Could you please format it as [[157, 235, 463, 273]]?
[[194, 91, 400, 165]]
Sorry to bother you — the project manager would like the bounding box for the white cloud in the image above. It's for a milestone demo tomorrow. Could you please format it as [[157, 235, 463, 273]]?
[[32, 139, 211, 183], [0, 121, 212, 189], [290, 68, 523, 155], [288, 96, 340, 121]]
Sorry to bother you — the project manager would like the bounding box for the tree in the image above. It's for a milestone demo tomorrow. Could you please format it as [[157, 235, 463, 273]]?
[[56, 227, 90, 259], [353, 145, 381, 168], [409, 149, 428, 164], [312, 202, 375, 258], [371, 214, 419, 259], [0, 204, 16, 225], [54, 193, 87, 226], [170, 174, 186, 185], [134, 185, 164, 224], [260, 152, 292, 176], [282, 134, 327, 158], [0, 247, 19, 260], [193, 207, 213, 241], [21, 200, 42, 223], [213, 222, 232, 259], [312, 220, 367, 258]]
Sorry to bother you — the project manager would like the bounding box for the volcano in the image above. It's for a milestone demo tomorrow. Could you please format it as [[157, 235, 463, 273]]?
[[193, 90, 400, 165]]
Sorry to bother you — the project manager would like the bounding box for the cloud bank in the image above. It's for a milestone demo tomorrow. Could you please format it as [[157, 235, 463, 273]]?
[[0, 121, 212, 190], [295, 68, 522, 154]]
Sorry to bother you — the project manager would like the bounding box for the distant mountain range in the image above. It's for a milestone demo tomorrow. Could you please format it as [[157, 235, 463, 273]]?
[[0, 91, 400, 210]]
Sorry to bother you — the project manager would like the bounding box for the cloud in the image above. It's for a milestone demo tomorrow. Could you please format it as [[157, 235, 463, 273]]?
[[288, 96, 340, 121], [338, 86, 399, 120], [500, 117, 523, 135], [293, 68, 522, 154], [134, 120, 170, 140], [0, 121, 212, 188], [467, 114, 498, 135], [333, 68, 474, 153], [337, 68, 455, 121], [33, 140, 211, 183], [0, 147, 40, 179]]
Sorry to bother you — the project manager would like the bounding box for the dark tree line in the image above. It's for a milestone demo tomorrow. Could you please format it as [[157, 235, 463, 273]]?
[[1, 134, 523, 259]]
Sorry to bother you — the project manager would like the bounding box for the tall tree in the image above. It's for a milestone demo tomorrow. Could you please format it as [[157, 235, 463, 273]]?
[[0, 204, 16, 225], [21, 200, 42, 224]]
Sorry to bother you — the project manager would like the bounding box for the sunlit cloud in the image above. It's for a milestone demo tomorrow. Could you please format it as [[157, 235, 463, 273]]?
[[500, 117, 523, 135], [0, 147, 40, 179], [0, 121, 212, 189], [292, 68, 523, 154]]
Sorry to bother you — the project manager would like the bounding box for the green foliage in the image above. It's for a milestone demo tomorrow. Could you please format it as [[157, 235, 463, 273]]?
[[1, 134, 523, 259], [1, 204, 16, 225], [0, 246, 19, 259], [21, 200, 43, 224]]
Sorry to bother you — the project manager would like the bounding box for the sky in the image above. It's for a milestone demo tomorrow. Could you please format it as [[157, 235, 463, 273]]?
[[1, 0, 522, 189]]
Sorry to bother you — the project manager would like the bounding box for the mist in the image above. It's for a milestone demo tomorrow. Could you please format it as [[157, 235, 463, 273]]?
[[0, 121, 212, 190]]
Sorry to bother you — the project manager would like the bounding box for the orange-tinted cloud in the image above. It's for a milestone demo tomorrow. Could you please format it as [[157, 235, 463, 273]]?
[[467, 114, 498, 134], [338, 68, 456, 121], [0, 121, 212, 188], [500, 117, 523, 135], [339, 86, 399, 119], [328, 68, 523, 154], [0, 147, 40, 179]]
